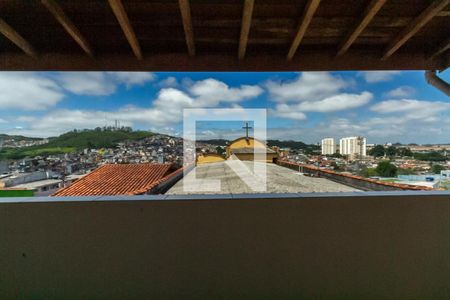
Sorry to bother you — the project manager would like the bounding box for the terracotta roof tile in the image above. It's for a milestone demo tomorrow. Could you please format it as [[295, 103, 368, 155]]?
[[52, 163, 173, 196]]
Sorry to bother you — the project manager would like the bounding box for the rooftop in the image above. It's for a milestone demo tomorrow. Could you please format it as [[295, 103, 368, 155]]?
[[166, 160, 359, 194], [52, 163, 174, 196]]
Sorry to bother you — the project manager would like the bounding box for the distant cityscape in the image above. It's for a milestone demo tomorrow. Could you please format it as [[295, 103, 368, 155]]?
[[0, 127, 449, 196]]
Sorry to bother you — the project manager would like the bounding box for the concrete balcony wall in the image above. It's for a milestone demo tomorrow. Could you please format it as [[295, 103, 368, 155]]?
[[1, 192, 450, 299]]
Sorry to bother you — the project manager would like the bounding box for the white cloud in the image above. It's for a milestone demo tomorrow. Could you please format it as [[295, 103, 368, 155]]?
[[266, 72, 347, 102], [0, 72, 64, 110], [371, 99, 450, 115], [57, 72, 116, 95], [0, 118, 7, 124], [267, 73, 372, 119], [385, 86, 415, 98], [159, 76, 178, 87], [5, 78, 263, 137], [359, 71, 401, 83], [271, 104, 307, 120], [16, 116, 37, 122], [107, 72, 155, 88], [57, 72, 155, 95], [189, 78, 263, 107], [294, 92, 373, 113]]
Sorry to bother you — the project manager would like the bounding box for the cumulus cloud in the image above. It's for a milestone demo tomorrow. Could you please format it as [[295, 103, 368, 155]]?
[[371, 99, 450, 114], [189, 78, 263, 107], [57, 72, 155, 95], [267, 72, 371, 119], [159, 76, 178, 87], [5, 78, 263, 137], [271, 104, 307, 120], [0, 72, 64, 110], [107, 72, 155, 88], [266, 72, 347, 102], [294, 92, 373, 113], [359, 71, 401, 83], [385, 86, 415, 98]]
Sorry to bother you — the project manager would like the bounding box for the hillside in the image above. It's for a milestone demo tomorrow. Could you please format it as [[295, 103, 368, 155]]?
[[43, 129, 154, 149], [0, 134, 43, 141], [199, 139, 317, 150], [0, 129, 154, 160]]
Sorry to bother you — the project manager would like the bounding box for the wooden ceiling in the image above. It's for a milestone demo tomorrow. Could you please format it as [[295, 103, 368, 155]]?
[[0, 0, 449, 71]]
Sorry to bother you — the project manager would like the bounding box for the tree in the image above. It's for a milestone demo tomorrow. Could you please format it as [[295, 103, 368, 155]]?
[[398, 147, 413, 157], [414, 151, 446, 162], [432, 164, 446, 174], [369, 145, 385, 157], [216, 146, 225, 156], [360, 167, 378, 178], [386, 146, 397, 157], [376, 160, 398, 177], [397, 168, 416, 175]]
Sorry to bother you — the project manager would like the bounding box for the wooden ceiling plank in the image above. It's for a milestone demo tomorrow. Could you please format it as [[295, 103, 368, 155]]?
[[382, 0, 450, 60], [337, 0, 387, 56], [238, 0, 255, 59], [0, 52, 445, 72], [41, 0, 93, 57], [179, 0, 195, 56], [0, 18, 36, 57], [108, 0, 143, 59], [287, 0, 321, 60], [430, 38, 450, 59]]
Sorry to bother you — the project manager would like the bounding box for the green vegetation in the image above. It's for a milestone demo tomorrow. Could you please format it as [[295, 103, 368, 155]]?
[[376, 160, 398, 177], [198, 139, 229, 146], [0, 128, 154, 161], [43, 128, 154, 149], [360, 167, 378, 177], [0, 147, 75, 160], [432, 164, 446, 174], [199, 139, 319, 151], [0, 134, 43, 141], [397, 168, 416, 175], [414, 151, 447, 162], [368, 145, 385, 157], [0, 189, 34, 197], [215, 146, 225, 155], [368, 145, 413, 158]]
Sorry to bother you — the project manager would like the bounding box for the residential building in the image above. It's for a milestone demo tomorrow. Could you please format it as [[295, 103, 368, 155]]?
[[339, 137, 367, 158], [321, 138, 335, 155]]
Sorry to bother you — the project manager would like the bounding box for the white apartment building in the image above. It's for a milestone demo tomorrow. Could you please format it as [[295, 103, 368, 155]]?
[[321, 138, 335, 155], [339, 136, 367, 157]]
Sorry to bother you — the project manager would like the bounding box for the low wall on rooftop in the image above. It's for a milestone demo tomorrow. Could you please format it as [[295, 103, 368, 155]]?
[[277, 160, 433, 191], [1, 192, 450, 299]]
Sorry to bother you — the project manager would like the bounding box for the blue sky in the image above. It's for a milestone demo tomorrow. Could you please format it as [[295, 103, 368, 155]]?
[[0, 70, 449, 144]]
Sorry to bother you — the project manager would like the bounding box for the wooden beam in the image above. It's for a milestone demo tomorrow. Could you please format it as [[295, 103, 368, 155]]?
[[437, 10, 450, 16], [0, 18, 36, 57], [429, 38, 450, 60], [179, 0, 195, 56], [41, 0, 93, 57], [287, 0, 321, 60], [108, 0, 142, 59], [0, 52, 445, 72], [238, 0, 254, 60], [382, 0, 450, 60], [337, 0, 387, 56]]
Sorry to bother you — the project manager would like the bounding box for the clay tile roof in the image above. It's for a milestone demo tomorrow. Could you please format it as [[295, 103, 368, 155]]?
[[52, 163, 173, 196]]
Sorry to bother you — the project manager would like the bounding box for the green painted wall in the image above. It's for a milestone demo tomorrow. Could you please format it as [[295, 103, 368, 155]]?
[[0, 190, 34, 197]]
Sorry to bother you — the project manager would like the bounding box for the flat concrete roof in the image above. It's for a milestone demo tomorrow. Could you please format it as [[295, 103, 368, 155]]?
[[167, 161, 360, 195]]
